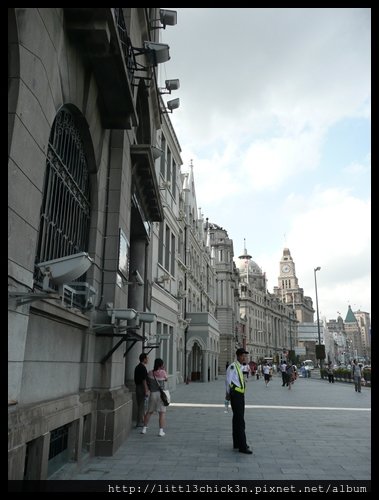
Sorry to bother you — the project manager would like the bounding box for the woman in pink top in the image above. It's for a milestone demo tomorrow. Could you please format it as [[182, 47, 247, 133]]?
[[141, 358, 168, 436]]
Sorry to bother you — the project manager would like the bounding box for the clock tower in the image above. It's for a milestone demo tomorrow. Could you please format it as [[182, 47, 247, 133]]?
[[274, 248, 314, 322], [279, 248, 297, 288]]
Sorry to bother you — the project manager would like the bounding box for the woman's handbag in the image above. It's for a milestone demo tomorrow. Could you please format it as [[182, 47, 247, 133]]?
[[153, 373, 170, 406], [160, 389, 170, 406]]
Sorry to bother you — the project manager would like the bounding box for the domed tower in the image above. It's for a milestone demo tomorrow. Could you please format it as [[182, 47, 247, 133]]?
[[236, 239, 265, 291]]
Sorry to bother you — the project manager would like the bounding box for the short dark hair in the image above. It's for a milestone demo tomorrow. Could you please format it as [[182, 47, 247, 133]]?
[[236, 348, 248, 357], [139, 353, 147, 362]]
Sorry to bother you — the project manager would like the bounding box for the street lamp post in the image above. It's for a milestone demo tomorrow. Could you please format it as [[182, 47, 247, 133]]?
[[289, 312, 293, 351], [314, 266, 322, 369]]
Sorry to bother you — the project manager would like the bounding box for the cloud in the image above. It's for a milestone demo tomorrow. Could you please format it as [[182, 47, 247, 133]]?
[[164, 8, 370, 149], [240, 129, 323, 191], [343, 160, 370, 177], [255, 187, 370, 317], [163, 8, 371, 320]]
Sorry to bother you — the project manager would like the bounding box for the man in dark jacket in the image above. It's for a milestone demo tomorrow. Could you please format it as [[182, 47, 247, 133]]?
[[134, 353, 149, 427]]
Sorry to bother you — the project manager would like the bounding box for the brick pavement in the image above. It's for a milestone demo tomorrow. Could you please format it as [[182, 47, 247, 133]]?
[[50, 373, 371, 481]]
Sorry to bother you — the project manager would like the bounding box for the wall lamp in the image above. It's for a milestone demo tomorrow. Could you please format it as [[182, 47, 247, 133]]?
[[36, 251, 94, 291], [150, 9, 177, 30], [314, 266, 322, 367], [161, 98, 180, 114], [129, 270, 144, 286], [159, 180, 171, 190], [133, 41, 170, 68], [159, 79, 180, 94], [151, 146, 164, 160], [156, 273, 170, 284]]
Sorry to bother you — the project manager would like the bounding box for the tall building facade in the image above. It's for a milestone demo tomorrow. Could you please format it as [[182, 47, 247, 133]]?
[[353, 310, 371, 362], [344, 306, 364, 361], [236, 244, 298, 364], [168, 163, 220, 384], [207, 224, 239, 372], [8, 7, 179, 479]]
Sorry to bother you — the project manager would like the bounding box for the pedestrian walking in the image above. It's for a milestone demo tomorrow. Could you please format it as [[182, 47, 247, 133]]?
[[326, 364, 334, 383], [141, 358, 168, 436], [263, 362, 271, 387], [286, 362, 295, 390], [280, 360, 287, 386], [134, 353, 149, 427], [256, 363, 261, 380], [352, 359, 362, 393], [225, 348, 253, 454], [242, 362, 250, 380]]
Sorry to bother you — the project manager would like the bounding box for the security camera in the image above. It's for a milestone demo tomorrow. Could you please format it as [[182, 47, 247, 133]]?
[[36, 252, 93, 290], [132, 270, 144, 286]]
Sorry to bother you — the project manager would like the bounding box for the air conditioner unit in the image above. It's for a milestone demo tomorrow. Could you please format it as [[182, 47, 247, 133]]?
[[62, 282, 97, 310]]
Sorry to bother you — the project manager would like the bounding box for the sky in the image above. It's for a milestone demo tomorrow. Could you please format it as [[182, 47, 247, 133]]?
[[159, 8, 371, 321]]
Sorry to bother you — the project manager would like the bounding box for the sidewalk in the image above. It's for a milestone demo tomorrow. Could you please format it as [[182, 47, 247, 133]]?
[[51, 374, 371, 481]]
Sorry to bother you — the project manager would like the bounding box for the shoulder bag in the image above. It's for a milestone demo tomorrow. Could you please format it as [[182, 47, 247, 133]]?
[[153, 373, 170, 406]]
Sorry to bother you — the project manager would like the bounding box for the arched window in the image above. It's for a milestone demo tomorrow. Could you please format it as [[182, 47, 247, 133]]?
[[35, 108, 91, 276]]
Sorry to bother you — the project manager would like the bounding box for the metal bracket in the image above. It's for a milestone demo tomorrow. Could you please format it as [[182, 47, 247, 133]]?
[[99, 329, 145, 364], [8, 291, 60, 306], [144, 344, 160, 354]]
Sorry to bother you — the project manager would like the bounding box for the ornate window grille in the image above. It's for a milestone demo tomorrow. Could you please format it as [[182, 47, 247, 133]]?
[[35, 108, 91, 285]]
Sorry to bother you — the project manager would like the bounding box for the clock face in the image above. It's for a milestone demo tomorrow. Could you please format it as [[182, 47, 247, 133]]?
[[282, 264, 290, 273]]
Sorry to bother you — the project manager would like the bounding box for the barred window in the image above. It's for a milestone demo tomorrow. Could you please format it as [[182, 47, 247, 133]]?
[[35, 108, 90, 280]]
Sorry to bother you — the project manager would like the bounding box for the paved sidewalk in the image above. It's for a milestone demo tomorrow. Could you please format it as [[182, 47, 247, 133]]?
[[51, 374, 371, 481]]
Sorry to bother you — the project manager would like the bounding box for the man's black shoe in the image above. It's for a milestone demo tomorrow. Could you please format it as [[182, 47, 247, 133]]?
[[239, 448, 253, 454]]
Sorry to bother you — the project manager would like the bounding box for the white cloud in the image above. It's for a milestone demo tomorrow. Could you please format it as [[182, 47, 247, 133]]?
[[241, 129, 323, 191], [162, 8, 371, 319], [343, 160, 370, 177], [164, 8, 370, 148], [256, 187, 370, 318]]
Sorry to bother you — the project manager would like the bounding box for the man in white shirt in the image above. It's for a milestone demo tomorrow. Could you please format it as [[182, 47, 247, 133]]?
[[225, 348, 252, 454], [280, 361, 287, 387]]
